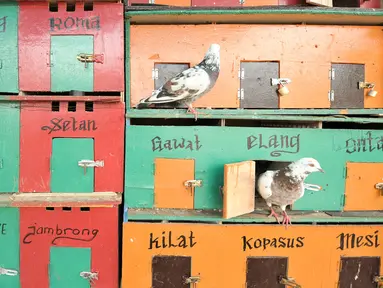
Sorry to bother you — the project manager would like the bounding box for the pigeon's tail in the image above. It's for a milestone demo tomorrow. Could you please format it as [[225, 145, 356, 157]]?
[[135, 101, 151, 109]]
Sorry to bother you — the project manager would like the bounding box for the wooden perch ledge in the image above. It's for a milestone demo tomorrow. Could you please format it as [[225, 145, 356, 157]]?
[[0, 192, 122, 208]]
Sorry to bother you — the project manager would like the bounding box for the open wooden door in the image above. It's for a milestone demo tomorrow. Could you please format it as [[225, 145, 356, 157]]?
[[306, 0, 333, 6], [223, 160, 255, 219]]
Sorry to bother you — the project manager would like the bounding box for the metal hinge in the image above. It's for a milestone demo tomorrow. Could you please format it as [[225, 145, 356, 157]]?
[[149, 0, 155, 2], [184, 180, 202, 188], [78, 160, 104, 175], [184, 276, 200, 284], [328, 90, 334, 102], [237, 88, 244, 100], [152, 68, 159, 80], [238, 68, 244, 80], [329, 68, 335, 80], [239, 0, 245, 4], [279, 276, 301, 288], [0, 267, 18, 276], [80, 271, 98, 284]]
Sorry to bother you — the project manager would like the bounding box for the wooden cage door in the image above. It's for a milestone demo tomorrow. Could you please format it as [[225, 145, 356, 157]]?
[[246, 257, 288, 288], [152, 256, 191, 288], [154, 158, 195, 209], [223, 160, 256, 219], [338, 257, 380, 288], [344, 162, 383, 211]]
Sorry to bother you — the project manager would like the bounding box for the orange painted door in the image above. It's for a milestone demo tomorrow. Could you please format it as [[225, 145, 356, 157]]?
[[344, 162, 383, 211], [154, 158, 195, 209], [223, 160, 256, 219]]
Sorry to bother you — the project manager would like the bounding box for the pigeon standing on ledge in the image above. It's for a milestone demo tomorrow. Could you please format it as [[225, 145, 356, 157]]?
[[135, 43, 221, 120], [257, 157, 324, 229]]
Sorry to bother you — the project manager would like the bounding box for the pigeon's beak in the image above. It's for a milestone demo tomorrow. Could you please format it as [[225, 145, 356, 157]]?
[[318, 168, 325, 173]]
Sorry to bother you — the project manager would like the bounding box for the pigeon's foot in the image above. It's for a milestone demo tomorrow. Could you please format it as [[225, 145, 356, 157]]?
[[267, 208, 280, 224], [186, 105, 198, 121], [282, 211, 292, 229]]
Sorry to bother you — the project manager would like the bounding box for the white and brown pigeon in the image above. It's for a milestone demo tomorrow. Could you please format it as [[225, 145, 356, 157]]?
[[135, 43, 220, 120], [257, 157, 324, 228]]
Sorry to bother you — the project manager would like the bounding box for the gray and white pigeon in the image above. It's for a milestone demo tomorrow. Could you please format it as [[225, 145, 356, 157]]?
[[135, 43, 220, 120], [257, 157, 324, 228]]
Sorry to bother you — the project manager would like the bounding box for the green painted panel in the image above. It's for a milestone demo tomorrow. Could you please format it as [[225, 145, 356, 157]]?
[[51, 138, 94, 193], [0, 208, 20, 288], [49, 247, 91, 288], [51, 35, 94, 92], [0, 3, 19, 93], [0, 103, 19, 193], [125, 125, 383, 211]]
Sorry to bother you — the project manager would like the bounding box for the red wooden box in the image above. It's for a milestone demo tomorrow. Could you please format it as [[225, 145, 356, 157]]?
[[18, 2, 124, 93], [20, 207, 119, 288], [19, 101, 124, 193]]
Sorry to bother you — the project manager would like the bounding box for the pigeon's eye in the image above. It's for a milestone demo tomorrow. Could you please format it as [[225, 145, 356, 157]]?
[[308, 163, 315, 167]]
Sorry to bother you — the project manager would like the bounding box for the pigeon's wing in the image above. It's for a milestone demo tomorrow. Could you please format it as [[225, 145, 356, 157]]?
[[138, 66, 211, 105], [257, 171, 275, 200]]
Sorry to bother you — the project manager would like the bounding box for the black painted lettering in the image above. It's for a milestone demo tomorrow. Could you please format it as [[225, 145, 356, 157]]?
[[242, 235, 305, 251], [0, 223, 6, 235], [149, 231, 197, 249], [0, 16, 7, 33], [151, 135, 202, 152], [22, 224, 98, 245], [246, 133, 300, 157], [345, 131, 383, 154], [41, 117, 98, 134], [49, 16, 101, 32], [336, 231, 380, 250]]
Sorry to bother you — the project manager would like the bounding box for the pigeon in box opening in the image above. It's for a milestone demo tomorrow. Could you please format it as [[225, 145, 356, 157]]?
[[135, 44, 220, 121], [257, 157, 325, 229]]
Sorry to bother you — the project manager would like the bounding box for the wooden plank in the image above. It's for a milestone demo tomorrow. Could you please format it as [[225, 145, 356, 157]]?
[[0, 96, 122, 102], [11, 192, 121, 207], [223, 160, 255, 219], [154, 158, 195, 209]]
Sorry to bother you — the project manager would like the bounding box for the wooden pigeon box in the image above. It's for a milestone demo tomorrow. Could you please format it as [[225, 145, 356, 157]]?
[[122, 222, 383, 288], [18, 2, 124, 94], [125, 124, 383, 222], [19, 101, 124, 195], [19, 207, 119, 288], [0, 208, 20, 288], [128, 24, 383, 112], [0, 3, 19, 94]]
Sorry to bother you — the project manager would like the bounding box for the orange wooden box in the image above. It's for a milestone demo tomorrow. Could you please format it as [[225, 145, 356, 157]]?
[[122, 222, 383, 288], [129, 24, 383, 110]]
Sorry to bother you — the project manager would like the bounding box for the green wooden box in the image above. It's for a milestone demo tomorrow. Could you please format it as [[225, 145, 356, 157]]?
[[0, 208, 20, 288], [0, 3, 19, 94], [125, 124, 383, 216]]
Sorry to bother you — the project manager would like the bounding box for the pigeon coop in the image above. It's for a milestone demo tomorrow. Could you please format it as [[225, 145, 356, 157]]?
[[19, 101, 124, 194], [122, 222, 383, 288], [124, 124, 383, 215], [19, 207, 119, 288], [0, 3, 19, 94], [18, 2, 124, 94], [128, 24, 383, 111], [0, 208, 20, 288]]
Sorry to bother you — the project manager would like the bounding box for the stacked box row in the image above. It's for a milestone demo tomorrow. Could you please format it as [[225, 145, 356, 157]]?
[[1, 207, 118, 288], [127, 0, 381, 8], [1, 2, 124, 95]]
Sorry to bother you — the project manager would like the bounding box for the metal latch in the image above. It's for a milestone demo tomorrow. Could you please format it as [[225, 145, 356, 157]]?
[[78, 159, 104, 175], [77, 53, 104, 68], [0, 267, 18, 276], [271, 78, 292, 86], [375, 182, 383, 195], [184, 180, 202, 188], [304, 183, 322, 192], [184, 276, 200, 287], [279, 276, 301, 288], [80, 271, 98, 284]]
